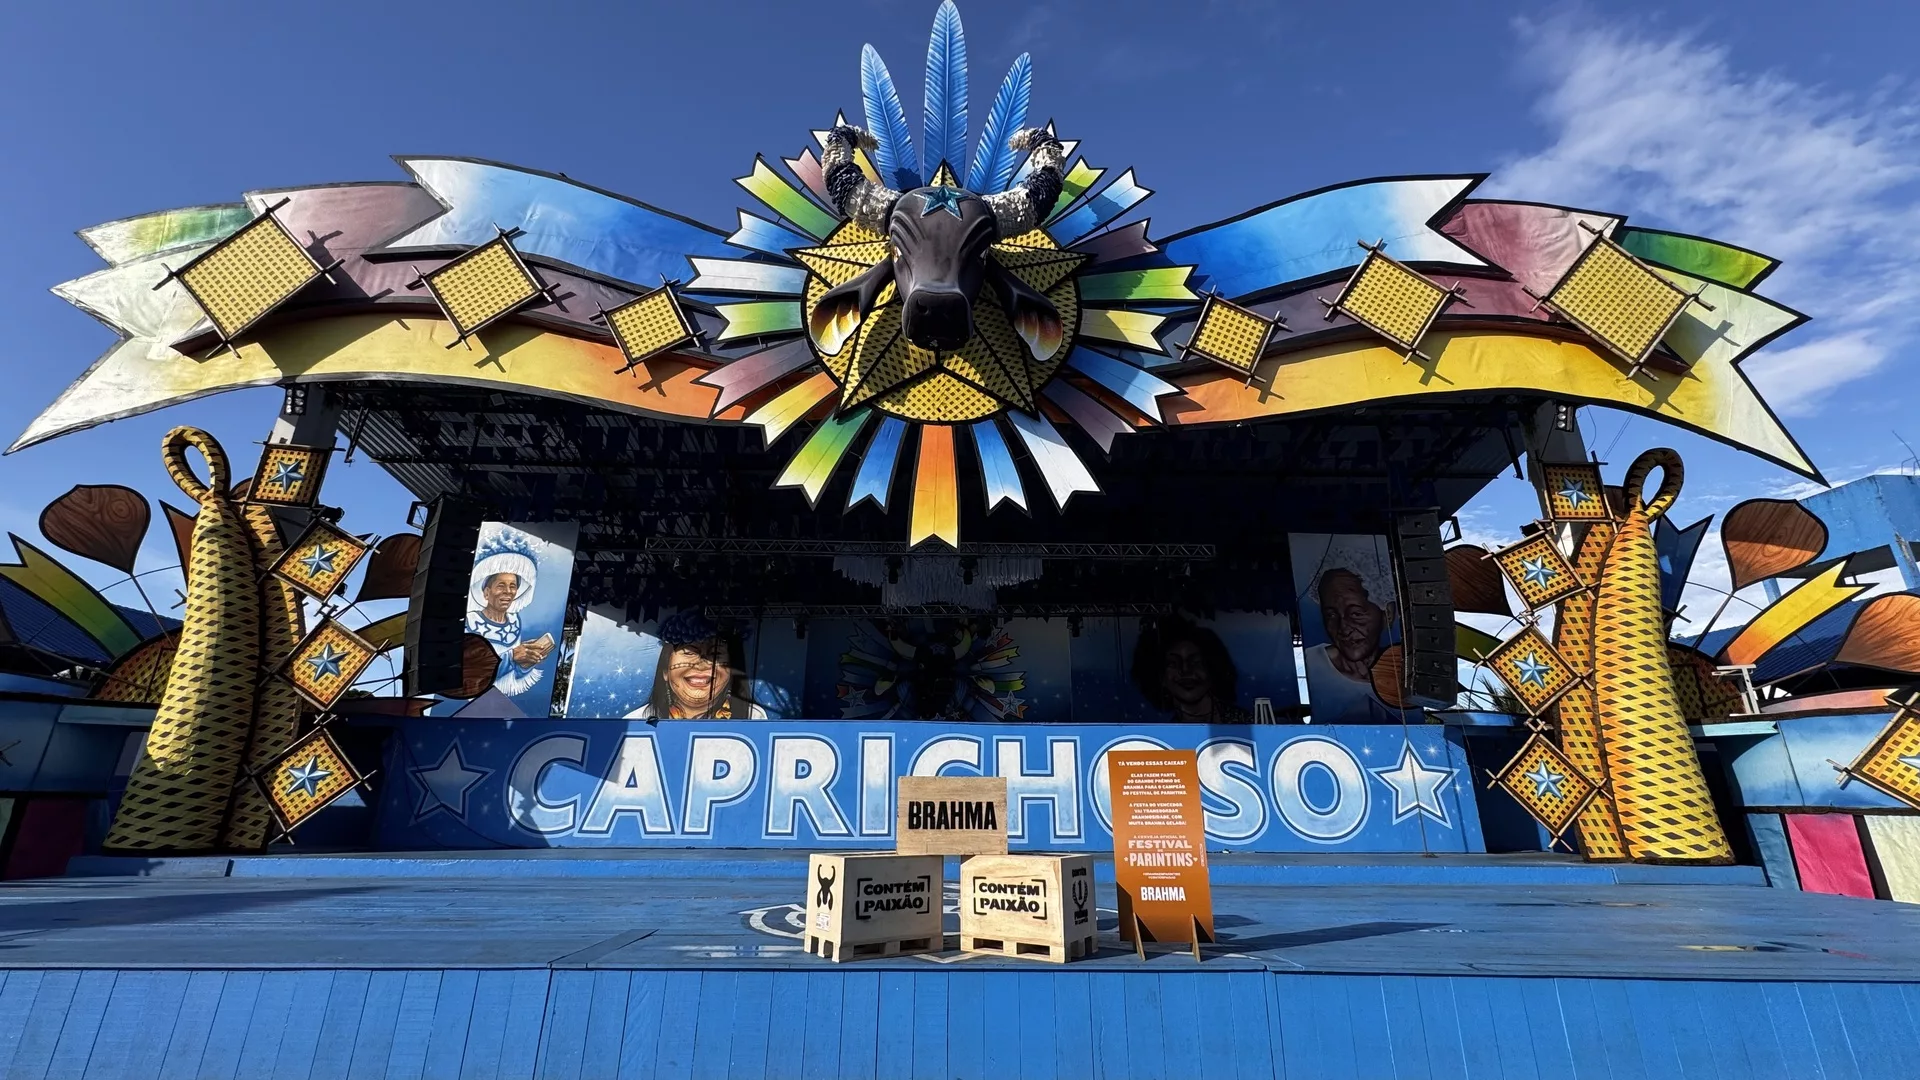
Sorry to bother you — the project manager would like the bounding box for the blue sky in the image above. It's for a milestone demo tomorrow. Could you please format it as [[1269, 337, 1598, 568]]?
[[1, 0, 1916, 627]]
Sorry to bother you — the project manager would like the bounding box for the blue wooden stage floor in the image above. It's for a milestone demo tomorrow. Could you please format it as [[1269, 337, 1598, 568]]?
[[2, 855, 1918, 1078]]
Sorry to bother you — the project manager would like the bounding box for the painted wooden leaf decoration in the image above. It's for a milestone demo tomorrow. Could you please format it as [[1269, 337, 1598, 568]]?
[[1370, 642, 1408, 709], [1835, 593, 1920, 673], [1456, 622, 1501, 664], [1446, 544, 1510, 616], [355, 533, 422, 602], [1722, 498, 1827, 591], [161, 501, 195, 577], [455, 633, 503, 699], [38, 484, 149, 574]]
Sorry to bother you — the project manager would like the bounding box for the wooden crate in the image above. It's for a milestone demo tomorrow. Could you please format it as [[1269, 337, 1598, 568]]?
[[957, 853, 1096, 964], [803, 853, 943, 962]]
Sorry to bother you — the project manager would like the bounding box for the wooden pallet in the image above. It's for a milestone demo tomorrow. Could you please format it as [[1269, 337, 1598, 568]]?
[[959, 933, 1098, 964], [805, 932, 942, 962]]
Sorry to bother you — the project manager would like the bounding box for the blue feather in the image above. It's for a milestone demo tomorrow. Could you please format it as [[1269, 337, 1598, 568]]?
[[923, 2, 968, 179], [861, 44, 921, 190], [967, 53, 1032, 193]]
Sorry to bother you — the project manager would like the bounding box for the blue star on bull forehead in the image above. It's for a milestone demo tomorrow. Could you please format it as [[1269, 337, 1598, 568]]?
[[919, 186, 965, 218], [1558, 478, 1594, 507], [1514, 651, 1553, 688], [304, 643, 348, 680], [268, 459, 305, 488], [285, 755, 332, 798], [1524, 761, 1568, 800], [1519, 556, 1558, 588], [299, 545, 337, 577]]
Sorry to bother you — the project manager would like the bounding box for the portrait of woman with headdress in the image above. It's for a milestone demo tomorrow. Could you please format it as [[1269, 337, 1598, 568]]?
[[624, 611, 767, 720], [466, 529, 556, 698]]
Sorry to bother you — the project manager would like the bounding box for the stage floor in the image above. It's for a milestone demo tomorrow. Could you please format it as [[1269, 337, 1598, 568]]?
[[5, 856, 1916, 980], [4, 856, 1918, 1078]]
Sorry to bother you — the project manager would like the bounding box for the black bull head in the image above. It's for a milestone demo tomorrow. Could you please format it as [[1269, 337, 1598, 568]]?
[[809, 186, 1065, 359]]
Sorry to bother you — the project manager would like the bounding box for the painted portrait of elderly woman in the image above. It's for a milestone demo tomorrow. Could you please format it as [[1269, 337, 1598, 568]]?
[[625, 612, 768, 720], [1291, 533, 1412, 723], [465, 524, 569, 704]]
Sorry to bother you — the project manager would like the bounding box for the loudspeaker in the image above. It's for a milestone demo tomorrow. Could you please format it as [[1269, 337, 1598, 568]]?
[[403, 496, 485, 696], [1389, 509, 1457, 703]]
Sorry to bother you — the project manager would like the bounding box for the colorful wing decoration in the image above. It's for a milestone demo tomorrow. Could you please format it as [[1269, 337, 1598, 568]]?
[[21, 3, 1819, 546]]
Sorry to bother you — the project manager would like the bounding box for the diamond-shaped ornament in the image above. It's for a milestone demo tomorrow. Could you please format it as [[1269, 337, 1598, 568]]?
[[269, 520, 370, 600], [1843, 707, 1920, 811], [1182, 294, 1280, 375], [247, 443, 330, 507], [1540, 461, 1612, 522], [1320, 243, 1461, 360], [1489, 733, 1600, 838], [1485, 624, 1580, 716], [282, 619, 378, 708], [1491, 532, 1586, 614], [256, 726, 365, 834]]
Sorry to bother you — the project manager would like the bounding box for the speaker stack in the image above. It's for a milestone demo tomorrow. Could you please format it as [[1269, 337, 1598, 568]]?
[[1389, 509, 1458, 703], [403, 496, 486, 697]]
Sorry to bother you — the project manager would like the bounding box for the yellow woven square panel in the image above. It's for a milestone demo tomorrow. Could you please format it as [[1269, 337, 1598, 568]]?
[[606, 287, 695, 365], [1540, 462, 1612, 521], [427, 239, 541, 337], [1187, 296, 1274, 373], [1339, 253, 1448, 349], [1848, 709, 1920, 810], [1548, 239, 1688, 364], [178, 215, 320, 340], [249, 445, 329, 507], [1493, 532, 1586, 613], [1487, 625, 1579, 715], [284, 620, 377, 709], [263, 728, 362, 832], [1491, 733, 1600, 837], [270, 520, 369, 601]]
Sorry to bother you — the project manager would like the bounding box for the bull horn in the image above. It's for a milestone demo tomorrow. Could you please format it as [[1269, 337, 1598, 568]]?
[[823, 125, 902, 232], [983, 128, 1066, 238]]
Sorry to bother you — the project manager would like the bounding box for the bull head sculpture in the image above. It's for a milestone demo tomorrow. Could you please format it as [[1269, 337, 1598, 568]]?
[[809, 125, 1067, 360]]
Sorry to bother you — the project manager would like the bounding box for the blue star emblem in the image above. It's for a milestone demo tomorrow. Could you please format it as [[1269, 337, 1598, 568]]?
[[304, 643, 348, 681], [1514, 652, 1552, 688], [919, 186, 965, 218], [268, 459, 306, 489], [299, 545, 337, 577], [285, 755, 332, 798], [1524, 761, 1567, 800], [1519, 556, 1557, 589], [1558, 479, 1594, 509]]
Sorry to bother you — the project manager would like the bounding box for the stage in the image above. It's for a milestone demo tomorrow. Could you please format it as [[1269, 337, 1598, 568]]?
[[2, 853, 1917, 1078]]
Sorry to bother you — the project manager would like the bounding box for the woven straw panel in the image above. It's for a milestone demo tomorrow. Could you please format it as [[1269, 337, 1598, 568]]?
[[1551, 241, 1686, 361], [105, 429, 262, 852], [1592, 449, 1732, 862], [1552, 521, 1627, 860], [430, 241, 539, 335], [179, 217, 315, 338]]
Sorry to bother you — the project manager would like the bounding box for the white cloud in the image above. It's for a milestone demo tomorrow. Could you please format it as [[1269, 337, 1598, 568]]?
[[1492, 13, 1920, 410]]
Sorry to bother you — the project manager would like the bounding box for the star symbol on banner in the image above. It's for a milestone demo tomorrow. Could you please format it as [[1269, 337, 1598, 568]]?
[[285, 755, 332, 798], [842, 688, 868, 707], [410, 742, 492, 823], [996, 691, 1026, 715], [1519, 556, 1557, 589], [1514, 652, 1552, 688], [1558, 480, 1593, 508], [304, 644, 347, 681], [268, 460, 306, 489], [1369, 742, 1457, 827], [919, 186, 965, 218], [299, 545, 337, 577], [1524, 761, 1567, 800]]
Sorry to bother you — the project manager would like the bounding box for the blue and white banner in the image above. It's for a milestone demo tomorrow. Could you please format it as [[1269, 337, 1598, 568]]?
[[381, 720, 1482, 852]]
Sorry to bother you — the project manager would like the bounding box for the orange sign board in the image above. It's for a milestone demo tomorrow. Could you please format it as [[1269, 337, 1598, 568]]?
[[1106, 749, 1215, 956]]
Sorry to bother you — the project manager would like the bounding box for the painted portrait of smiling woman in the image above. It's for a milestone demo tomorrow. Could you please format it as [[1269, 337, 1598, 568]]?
[[625, 612, 768, 720]]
